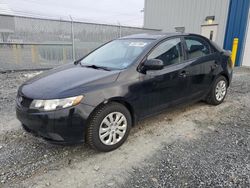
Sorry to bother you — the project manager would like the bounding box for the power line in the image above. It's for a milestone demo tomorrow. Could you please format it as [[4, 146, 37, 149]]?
[[3, 0, 144, 27], [10, 10, 109, 24], [9, 9, 143, 27], [7, 10, 143, 27], [9, 0, 142, 17]]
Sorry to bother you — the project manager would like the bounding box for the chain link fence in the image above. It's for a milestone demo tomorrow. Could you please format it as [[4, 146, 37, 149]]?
[[0, 14, 160, 71]]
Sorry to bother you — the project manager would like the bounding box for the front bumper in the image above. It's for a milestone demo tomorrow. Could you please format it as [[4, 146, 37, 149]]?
[[16, 103, 95, 144]]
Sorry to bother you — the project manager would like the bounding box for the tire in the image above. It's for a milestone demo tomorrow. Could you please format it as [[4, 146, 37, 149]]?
[[86, 102, 132, 152], [206, 75, 228, 105]]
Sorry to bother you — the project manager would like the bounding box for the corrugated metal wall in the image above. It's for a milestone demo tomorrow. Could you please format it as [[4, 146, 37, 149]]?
[[144, 0, 230, 46], [224, 0, 250, 66], [242, 7, 250, 66]]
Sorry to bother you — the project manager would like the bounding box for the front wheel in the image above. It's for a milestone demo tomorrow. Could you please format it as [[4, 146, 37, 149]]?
[[206, 75, 228, 105], [86, 102, 132, 152]]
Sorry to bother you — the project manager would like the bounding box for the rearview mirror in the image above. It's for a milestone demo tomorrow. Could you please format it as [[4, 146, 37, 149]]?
[[143, 59, 164, 71]]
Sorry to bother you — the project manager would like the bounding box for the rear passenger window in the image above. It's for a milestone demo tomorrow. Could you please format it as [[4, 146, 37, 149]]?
[[148, 38, 183, 67], [185, 37, 210, 59]]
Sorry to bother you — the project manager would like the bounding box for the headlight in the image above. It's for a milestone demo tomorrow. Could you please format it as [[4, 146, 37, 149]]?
[[30, 95, 83, 111]]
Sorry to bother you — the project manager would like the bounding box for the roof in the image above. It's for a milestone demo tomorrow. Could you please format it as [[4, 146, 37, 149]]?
[[0, 4, 13, 15], [121, 32, 189, 40]]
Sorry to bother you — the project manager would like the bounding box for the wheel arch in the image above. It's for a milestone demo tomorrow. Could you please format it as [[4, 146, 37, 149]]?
[[107, 97, 137, 126], [219, 72, 230, 86], [88, 97, 137, 127]]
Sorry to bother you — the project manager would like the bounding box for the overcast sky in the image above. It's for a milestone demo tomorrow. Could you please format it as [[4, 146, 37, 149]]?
[[0, 0, 144, 27]]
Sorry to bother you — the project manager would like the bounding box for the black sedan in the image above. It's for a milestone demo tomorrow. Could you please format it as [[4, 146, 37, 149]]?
[[16, 33, 233, 152]]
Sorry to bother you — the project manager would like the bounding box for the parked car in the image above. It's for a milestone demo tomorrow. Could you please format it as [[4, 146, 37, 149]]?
[[16, 33, 233, 152]]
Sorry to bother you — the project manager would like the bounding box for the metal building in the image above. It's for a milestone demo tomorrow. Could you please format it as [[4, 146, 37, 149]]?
[[144, 0, 250, 67]]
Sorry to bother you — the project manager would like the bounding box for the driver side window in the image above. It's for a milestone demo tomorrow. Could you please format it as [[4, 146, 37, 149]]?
[[148, 38, 183, 67]]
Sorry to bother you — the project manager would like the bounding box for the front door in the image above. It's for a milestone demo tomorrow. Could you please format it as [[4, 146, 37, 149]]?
[[138, 37, 189, 117]]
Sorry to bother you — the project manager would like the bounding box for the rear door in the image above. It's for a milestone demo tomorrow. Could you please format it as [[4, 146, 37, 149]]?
[[183, 36, 218, 99]]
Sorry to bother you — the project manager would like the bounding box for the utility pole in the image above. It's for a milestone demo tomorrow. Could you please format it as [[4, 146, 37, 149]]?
[[69, 15, 76, 61]]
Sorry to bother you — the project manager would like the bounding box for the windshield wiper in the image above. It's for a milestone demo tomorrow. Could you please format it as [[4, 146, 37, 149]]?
[[80, 64, 111, 71]]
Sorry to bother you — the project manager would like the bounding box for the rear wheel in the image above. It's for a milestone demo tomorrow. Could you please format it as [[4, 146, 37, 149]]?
[[206, 75, 228, 105], [86, 102, 131, 152]]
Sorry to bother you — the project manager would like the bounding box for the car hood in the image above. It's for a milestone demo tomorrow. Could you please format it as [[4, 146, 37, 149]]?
[[19, 64, 121, 99]]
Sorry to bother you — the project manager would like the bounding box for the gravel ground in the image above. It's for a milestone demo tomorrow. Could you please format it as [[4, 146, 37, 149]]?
[[122, 105, 250, 187], [0, 67, 249, 188]]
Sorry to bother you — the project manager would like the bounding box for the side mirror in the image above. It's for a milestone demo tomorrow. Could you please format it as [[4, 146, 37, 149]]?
[[143, 59, 164, 71]]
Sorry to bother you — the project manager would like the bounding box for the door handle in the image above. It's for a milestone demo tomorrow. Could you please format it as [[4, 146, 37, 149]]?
[[179, 70, 189, 78]]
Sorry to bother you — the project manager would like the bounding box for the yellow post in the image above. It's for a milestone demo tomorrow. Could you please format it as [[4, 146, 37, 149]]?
[[231, 38, 239, 67]]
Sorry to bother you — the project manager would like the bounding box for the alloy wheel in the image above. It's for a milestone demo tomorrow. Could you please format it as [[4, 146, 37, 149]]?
[[99, 112, 127, 145], [215, 80, 227, 101]]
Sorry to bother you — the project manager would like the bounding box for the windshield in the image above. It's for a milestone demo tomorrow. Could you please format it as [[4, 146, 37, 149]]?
[[80, 39, 153, 69]]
